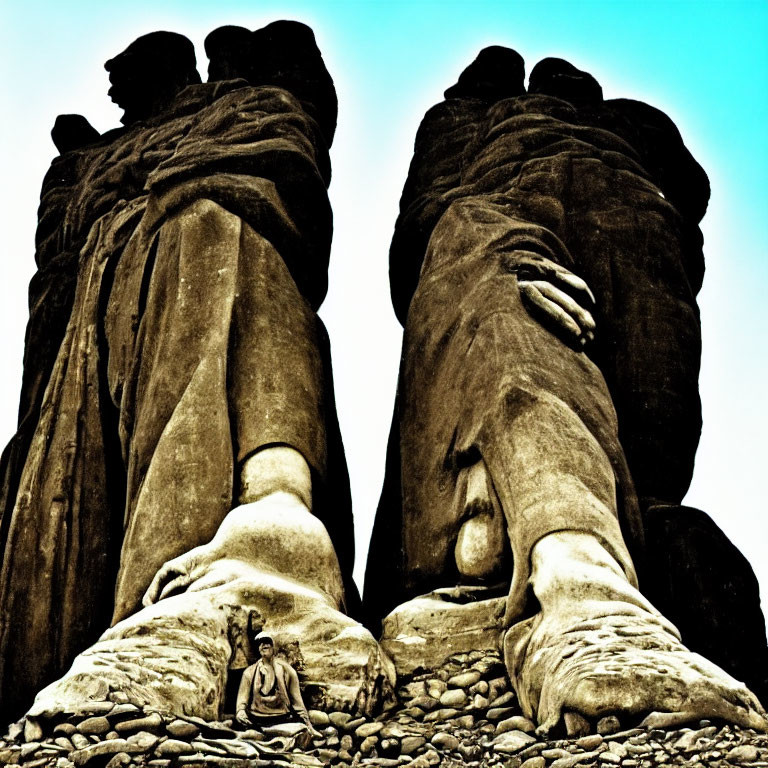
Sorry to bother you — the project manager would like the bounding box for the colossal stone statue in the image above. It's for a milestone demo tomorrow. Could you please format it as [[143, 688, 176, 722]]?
[[365, 48, 768, 733], [0, 24, 392, 724]]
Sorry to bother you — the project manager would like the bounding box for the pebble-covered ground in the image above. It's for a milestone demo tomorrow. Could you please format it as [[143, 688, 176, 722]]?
[[2, 650, 766, 767]]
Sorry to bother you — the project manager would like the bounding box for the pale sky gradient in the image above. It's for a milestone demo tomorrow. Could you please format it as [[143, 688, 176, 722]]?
[[1, 1, 766, 621]]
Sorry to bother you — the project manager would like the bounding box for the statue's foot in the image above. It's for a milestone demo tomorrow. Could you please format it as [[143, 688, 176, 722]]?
[[504, 531, 768, 736], [29, 493, 395, 720]]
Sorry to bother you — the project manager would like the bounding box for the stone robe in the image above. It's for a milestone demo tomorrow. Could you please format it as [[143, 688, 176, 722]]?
[[365, 87, 709, 628]]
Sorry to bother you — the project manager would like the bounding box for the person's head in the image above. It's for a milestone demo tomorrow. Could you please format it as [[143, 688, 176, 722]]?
[[254, 632, 275, 659]]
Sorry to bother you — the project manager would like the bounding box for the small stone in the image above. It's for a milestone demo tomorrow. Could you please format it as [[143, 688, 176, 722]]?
[[104, 754, 132, 768], [71, 734, 90, 750], [77, 717, 111, 736], [596, 716, 621, 735], [340, 734, 354, 751], [431, 732, 460, 751], [0, 748, 19, 765], [598, 753, 620, 764], [607, 740, 627, 757], [447, 671, 482, 688], [550, 751, 600, 768], [410, 695, 439, 711], [488, 707, 516, 721], [54, 724, 77, 736], [356, 722, 384, 739], [543, 748, 572, 759], [726, 745, 760, 763], [471, 694, 490, 710], [114, 712, 163, 734], [469, 680, 490, 696], [459, 742, 483, 760], [316, 748, 338, 761], [426, 680, 447, 699], [106, 731, 120, 740], [21, 742, 40, 758], [126, 731, 159, 750], [380, 737, 400, 756], [166, 720, 199, 740], [576, 734, 603, 750], [497, 716, 535, 735], [492, 730, 537, 753], [401, 736, 426, 755], [521, 759, 546, 768], [24, 718, 44, 742], [156, 739, 195, 757], [55, 737, 75, 751], [360, 735, 378, 754], [439, 689, 468, 708], [343, 716, 366, 732], [487, 676, 508, 698], [308, 710, 329, 727], [329, 712, 352, 728], [453, 714, 475, 729], [490, 690, 516, 707], [423, 707, 460, 723], [400, 706, 425, 719]]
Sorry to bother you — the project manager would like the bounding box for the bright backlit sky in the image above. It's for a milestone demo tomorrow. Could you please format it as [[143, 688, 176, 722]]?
[[1, 1, 766, 620]]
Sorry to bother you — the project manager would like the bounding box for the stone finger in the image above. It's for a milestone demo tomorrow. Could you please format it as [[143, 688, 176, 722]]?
[[555, 270, 597, 306], [533, 280, 597, 332], [158, 571, 192, 601], [520, 282, 582, 339]]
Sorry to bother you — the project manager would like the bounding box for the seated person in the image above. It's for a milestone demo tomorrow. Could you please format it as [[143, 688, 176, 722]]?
[[236, 633, 320, 737]]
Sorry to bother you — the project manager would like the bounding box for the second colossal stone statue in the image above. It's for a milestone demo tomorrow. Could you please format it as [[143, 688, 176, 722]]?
[[365, 48, 767, 733]]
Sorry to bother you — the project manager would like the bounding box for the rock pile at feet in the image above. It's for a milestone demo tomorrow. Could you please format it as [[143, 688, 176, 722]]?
[[2, 650, 767, 767]]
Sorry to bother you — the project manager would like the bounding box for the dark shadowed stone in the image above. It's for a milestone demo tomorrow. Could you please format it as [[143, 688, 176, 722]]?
[[205, 20, 337, 145], [51, 115, 101, 154], [104, 31, 202, 125], [640, 504, 768, 702], [444, 46, 525, 101], [528, 57, 603, 104], [204, 25, 253, 82]]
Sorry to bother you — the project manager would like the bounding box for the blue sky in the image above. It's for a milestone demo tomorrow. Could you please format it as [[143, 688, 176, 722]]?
[[1, 1, 766, 614]]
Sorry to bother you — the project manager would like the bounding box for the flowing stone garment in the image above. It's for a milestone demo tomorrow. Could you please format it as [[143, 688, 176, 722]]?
[[0, 76, 356, 721], [365, 51, 710, 641]]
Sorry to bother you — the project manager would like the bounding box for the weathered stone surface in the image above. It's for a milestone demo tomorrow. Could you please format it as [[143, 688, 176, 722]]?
[[492, 730, 537, 753], [156, 739, 195, 757], [76, 718, 111, 736], [166, 720, 200, 740], [400, 735, 426, 754], [380, 587, 504, 675]]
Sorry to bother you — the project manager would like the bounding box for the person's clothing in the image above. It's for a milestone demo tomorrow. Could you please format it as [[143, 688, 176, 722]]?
[[236, 658, 310, 722]]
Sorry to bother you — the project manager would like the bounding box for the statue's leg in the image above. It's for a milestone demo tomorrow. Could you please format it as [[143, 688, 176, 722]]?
[[384, 198, 767, 732], [29, 198, 393, 719]]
